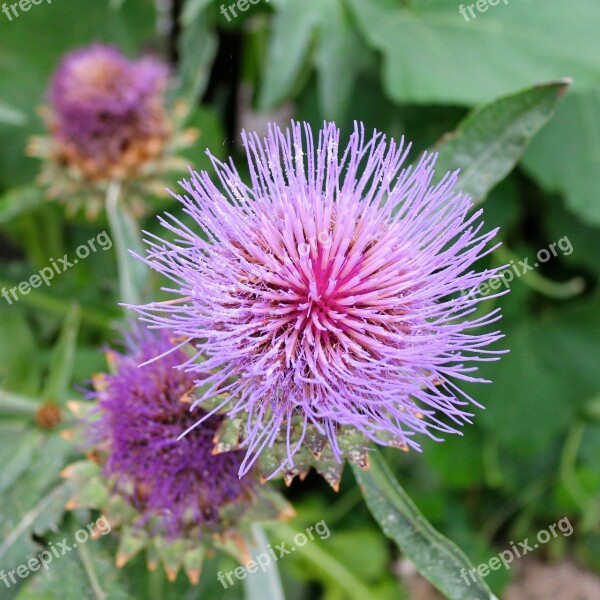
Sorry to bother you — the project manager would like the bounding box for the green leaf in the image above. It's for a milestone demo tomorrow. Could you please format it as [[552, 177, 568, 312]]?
[[522, 86, 600, 226], [181, 0, 213, 26], [347, 0, 600, 105], [351, 449, 497, 600], [44, 304, 81, 404], [15, 527, 130, 600], [0, 423, 43, 494], [175, 5, 218, 108], [313, 0, 370, 120], [259, 0, 368, 119], [583, 396, 600, 423], [0, 100, 28, 126], [432, 80, 570, 204], [0, 187, 45, 225], [105, 182, 148, 306], [0, 432, 74, 599], [259, 0, 320, 110], [0, 390, 39, 416], [478, 301, 600, 455], [243, 524, 286, 600], [0, 307, 42, 394]]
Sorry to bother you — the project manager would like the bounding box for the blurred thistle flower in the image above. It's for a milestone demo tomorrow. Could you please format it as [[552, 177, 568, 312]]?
[[132, 121, 505, 485], [28, 44, 197, 218], [62, 328, 292, 582]]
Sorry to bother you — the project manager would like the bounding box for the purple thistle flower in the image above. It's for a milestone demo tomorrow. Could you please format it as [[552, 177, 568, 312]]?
[[88, 328, 257, 538], [133, 121, 505, 478], [45, 44, 170, 181]]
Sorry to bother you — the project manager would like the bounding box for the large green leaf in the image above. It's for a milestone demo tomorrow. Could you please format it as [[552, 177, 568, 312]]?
[[351, 449, 497, 600], [347, 0, 600, 105], [432, 80, 570, 203], [522, 86, 600, 226], [0, 434, 74, 599], [478, 301, 600, 455]]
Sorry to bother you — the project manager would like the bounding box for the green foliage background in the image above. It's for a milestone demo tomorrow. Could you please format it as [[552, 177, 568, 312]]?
[[0, 1, 599, 598]]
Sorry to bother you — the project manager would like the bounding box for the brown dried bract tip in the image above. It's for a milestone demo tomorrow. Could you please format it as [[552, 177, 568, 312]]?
[[35, 403, 62, 430]]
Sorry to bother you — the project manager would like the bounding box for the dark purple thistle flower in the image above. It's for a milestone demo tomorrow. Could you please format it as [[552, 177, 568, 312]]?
[[46, 44, 170, 181], [133, 121, 505, 478], [88, 328, 256, 538]]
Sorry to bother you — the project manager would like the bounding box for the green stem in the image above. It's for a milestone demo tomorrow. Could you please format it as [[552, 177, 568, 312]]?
[[105, 181, 146, 306], [267, 523, 378, 600], [0, 389, 39, 416], [494, 247, 585, 299], [77, 536, 107, 600], [559, 421, 599, 529], [243, 524, 286, 600]]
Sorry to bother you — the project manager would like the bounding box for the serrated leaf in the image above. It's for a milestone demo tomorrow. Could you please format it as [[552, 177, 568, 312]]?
[[433, 80, 570, 204], [15, 529, 130, 600], [0, 481, 74, 576], [351, 448, 497, 600]]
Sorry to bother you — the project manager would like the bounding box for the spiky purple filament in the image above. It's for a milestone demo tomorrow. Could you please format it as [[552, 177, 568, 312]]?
[[133, 121, 506, 477]]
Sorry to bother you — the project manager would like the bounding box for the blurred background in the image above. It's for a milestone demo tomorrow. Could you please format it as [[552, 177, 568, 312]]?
[[1, 1, 599, 598]]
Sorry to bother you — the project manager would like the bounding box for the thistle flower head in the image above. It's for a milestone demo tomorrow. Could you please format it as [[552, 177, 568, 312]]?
[[133, 121, 505, 481], [87, 328, 257, 538], [48, 44, 169, 179], [29, 44, 196, 217], [62, 328, 292, 582]]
